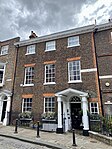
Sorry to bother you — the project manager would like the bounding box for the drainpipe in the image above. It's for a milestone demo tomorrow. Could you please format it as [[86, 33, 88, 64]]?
[[9, 44, 19, 125], [93, 29, 104, 116]]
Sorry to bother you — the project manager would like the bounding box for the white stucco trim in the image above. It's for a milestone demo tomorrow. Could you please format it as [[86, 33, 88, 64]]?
[[81, 68, 97, 73], [99, 75, 112, 79], [55, 88, 88, 97]]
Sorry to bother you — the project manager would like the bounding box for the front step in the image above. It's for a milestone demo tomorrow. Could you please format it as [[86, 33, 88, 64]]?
[[0, 122, 3, 125]]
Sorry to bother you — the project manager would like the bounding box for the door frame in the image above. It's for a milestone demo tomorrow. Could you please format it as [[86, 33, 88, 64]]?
[[70, 96, 82, 129]]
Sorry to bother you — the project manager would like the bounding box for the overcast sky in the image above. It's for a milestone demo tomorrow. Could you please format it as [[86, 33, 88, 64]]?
[[0, 0, 112, 41]]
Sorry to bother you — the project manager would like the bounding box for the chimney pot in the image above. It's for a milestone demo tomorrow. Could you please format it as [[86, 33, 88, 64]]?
[[29, 31, 37, 39]]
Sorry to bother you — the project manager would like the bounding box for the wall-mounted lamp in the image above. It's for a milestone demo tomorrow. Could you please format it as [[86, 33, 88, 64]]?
[[105, 82, 110, 87]]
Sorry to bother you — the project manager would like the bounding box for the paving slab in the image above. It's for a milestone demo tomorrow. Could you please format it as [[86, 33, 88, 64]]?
[[0, 126, 112, 149]]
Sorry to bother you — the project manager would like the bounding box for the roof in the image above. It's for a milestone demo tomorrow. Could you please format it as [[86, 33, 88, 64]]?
[[15, 21, 112, 47], [14, 24, 95, 47]]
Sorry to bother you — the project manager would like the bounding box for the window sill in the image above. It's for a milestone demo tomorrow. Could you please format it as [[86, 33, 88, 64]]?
[[68, 80, 82, 83], [45, 49, 56, 52], [43, 82, 56, 85], [0, 53, 8, 56], [67, 44, 80, 48], [0, 83, 3, 87], [25, 53, 35, 55], [22, 84, 34, 87]]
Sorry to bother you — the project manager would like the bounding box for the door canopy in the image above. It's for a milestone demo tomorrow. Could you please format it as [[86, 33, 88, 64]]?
[[55, 88, 88, 98]]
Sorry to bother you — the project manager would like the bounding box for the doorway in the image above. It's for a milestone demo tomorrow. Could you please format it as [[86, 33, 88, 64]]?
[[71, 102, 82, 129], [1, 100, 7, 122]]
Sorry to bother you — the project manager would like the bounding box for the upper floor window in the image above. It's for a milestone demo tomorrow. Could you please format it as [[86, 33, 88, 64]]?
[[44, 64, 55, 84], [22, 98, 32, 112], [68, 60, 81, 83], [44, 97, 55, 112], [90, 102, 99, 114], [24, 67, 34, 85], [1, 45, 9, 55], [45, 41, 56, 51], [26, 45, 35, 55], [68, 36, 80, 47], [0, 64, 5, 86]]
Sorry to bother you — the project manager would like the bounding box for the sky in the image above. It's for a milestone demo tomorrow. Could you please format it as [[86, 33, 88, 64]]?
[[0, 0, 112, 41]]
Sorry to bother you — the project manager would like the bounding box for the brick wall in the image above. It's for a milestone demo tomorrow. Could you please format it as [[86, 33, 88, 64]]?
[[11, 31, 101, 122]]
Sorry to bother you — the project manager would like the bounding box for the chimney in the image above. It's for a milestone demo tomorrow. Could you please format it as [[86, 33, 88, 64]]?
[[108, 18, 112, 22], [29, 31, 37, 39]]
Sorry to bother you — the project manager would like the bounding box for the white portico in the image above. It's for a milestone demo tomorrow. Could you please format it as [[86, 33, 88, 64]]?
[[55, 88, 89, 136], [0, 90, 12, 126]]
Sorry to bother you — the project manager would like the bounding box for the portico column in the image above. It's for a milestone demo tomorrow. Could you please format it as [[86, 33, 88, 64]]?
[[81, 95, 89, 136], [0, 97, 2, 122], [56, 95, 63, 133], [63, 101, 68, 132]]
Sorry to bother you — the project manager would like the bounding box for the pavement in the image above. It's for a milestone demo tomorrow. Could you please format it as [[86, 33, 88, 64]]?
[[0, 125, 112, 149]]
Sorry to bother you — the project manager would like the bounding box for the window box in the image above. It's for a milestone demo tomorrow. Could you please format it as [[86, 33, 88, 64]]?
[[41, 112, 57, 132], [18, 112, 33, 126], [41, 112, 57, 121]]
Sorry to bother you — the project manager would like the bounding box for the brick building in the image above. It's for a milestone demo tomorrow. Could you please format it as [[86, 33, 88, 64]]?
[[11, 22, 112, 135], [0, 37, 20, 125], [94, 23, 112, 116]]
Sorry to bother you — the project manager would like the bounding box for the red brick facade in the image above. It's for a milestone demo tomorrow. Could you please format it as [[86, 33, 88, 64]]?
[[10, 22, 112, 130]]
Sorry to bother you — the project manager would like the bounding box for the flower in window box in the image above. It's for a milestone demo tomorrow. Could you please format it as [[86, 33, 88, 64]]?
[[18, 111, 32, 119], [41, 112, 57, 120]]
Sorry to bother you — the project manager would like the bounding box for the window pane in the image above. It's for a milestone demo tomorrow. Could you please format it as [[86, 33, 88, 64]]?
[[90, 102, 98, 114], [44, 97, 55, 112], [26, 45, 35, 54], [1, 45, 8, 55], [25, 67, 34, 84], [45, 64, 55, 83], [46, 41, 55, 51], [68, 36, 79, 47], [23, 98, 32, 112], [68, 61, 81, 82]]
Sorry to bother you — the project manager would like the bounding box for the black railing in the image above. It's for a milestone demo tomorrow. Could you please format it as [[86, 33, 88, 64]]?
[[89, 114, 112, 137]]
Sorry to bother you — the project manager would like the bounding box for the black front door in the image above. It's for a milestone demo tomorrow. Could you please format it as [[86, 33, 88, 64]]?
[[71, 103, 82, 129], [1, 101, 7, 122]]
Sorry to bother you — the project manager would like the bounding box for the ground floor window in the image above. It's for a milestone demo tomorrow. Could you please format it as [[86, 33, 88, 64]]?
[[44, 97, 55, 112], [104, 102, 112, 116], [22, 98, 32, 112], [90, 102, 99, 114]]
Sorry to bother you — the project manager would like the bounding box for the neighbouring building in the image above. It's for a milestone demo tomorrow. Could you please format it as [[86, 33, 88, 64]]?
[[94, 23, 112, 116], [11, 22, 112, 136], [0, 37, 20, 125]]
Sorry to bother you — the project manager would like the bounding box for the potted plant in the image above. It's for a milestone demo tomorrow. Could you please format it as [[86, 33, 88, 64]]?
[[18, 111, 32, 119], [41, 112, 57, 120]]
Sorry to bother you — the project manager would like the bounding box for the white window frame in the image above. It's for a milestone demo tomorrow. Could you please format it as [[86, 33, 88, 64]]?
[[1, 45, 9, 55], [111, 32, 112, 40], [68, 36, 80, 47], [44, 64, 56, 85], [68, 60, 82, 83], [45, 41, 56, 51], [44, 97, 55, 113], [26, 45, 35, 55], [90, 102, 99, 114], [22, 98, 32, 112], [24, 67, 34, 86], [0, 63, 6, 86]]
